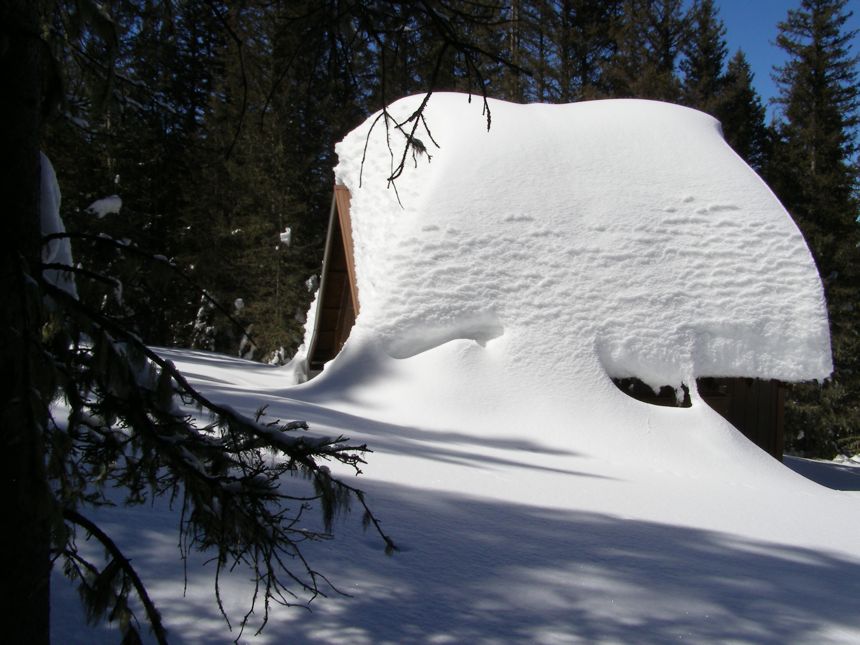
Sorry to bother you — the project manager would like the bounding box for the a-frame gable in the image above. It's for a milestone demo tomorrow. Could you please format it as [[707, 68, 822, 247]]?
[[307, 185, 359, 372]]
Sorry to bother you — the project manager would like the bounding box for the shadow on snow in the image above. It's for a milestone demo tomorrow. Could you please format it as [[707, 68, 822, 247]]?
[[53, 478, 860, 644]]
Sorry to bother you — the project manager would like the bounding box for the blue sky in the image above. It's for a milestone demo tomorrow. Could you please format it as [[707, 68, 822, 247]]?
[[712, 0, 860, 123]]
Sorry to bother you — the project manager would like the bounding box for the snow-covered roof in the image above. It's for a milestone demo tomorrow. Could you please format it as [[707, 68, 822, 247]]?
[[49, 98, 856, 642], [332, 94, 831, 392]]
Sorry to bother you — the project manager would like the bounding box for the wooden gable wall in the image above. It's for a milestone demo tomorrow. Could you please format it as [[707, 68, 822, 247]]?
[[307, 185, 359, 372], [615, 377, 785, 460]]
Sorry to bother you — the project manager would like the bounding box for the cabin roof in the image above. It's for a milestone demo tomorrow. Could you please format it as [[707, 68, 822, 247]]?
[[307, 186, 358, 372], [308, 94, 831, 392]]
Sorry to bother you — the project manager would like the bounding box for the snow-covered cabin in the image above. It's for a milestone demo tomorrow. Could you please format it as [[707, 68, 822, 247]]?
[[305, 94, 831, 460]]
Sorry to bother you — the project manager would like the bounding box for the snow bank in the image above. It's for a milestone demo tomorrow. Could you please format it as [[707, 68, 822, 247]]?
[[332, 94, 830, 395], [41, 153, 77, 298], [105, 344, 860, 644], [86, 194, 123, 218]]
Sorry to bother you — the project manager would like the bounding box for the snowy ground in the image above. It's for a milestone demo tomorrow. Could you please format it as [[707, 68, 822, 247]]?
[[51, 95, 858, 643], [51, 348, 860, 645]]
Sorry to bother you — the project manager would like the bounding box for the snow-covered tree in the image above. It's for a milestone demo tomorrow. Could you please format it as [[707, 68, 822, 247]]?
[[190, 296, 217, 351]]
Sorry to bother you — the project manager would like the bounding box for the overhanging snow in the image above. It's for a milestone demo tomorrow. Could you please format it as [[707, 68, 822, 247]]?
[[330, 94, 831, 392]]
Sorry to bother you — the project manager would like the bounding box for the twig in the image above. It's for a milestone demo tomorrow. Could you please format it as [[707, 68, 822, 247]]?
[[63, 508, 169, 645]]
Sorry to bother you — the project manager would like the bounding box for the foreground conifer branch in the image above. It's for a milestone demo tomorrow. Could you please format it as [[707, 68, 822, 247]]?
[[39, 255, 395, 642]]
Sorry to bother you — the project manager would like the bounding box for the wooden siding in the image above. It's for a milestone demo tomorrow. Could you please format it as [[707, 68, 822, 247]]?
[[718, 378, 785, 459], [613, 377, 785, 459], [307, 186, 359, 372], [334, 185, 359, 316]]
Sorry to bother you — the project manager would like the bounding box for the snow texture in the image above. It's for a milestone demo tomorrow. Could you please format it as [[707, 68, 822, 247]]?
[[40, 153, 77, 298], [279, 227, 292, 246], [51, 347, 860, 644], [86, 194, 123, 218], [332, 94, 831, 393]]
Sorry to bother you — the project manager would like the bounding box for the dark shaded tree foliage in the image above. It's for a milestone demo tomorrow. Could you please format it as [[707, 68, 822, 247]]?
[[769, 0, 860, 457], [538, 0, 621, 101], [42, 0, 223, 348], [604, 0, 687, 101], [716, 50, 770, 172], [1, 2, 54, 641], [680, 0, 727, 113], [3, 1, 510, 643]]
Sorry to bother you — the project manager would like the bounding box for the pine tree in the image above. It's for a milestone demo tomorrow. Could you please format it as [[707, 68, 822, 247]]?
[[43, 0, 225, 348], [523, 0, 562, 102], [604, 0, 687, 101], [555, 0, 621, 101], [680, 0, 727, 114], [770, 0, 860, 456], [678, 3, 769, 173], [717, 50, 769, 172]]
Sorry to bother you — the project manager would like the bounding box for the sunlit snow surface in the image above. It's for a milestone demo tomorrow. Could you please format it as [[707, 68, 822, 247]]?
[[335, 95, 831, 390], [53, 97, 860, 644], [52, 349, 860, 645]]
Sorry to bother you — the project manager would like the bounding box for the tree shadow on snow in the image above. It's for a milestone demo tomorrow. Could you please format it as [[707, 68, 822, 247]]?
[[784, 455, 860, 491], [170, 378, 600, 480], [53, 479, 860, 644], [278, 482, 860, 644], [59, 350, 859, 642]]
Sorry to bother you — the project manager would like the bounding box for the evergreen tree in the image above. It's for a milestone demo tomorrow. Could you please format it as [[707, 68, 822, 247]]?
[[770, 0, 860, 456], [492, 0, 554, 103], [680, 0, 727, 114], [265, 1, 369, 353], [678, 3, 769, 173], [555, 0, 621, 101], [604, 0, 687, 101], [499, 0, 529, 102], [522, 0, 562, 102], [43, 0, 225, 348], [180, 2, 299, 358], [717, 50, 769, 172]]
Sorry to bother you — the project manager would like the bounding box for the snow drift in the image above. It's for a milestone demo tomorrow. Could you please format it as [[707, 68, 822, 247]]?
[[55, 96, 860, 644], [291, 93, 832, 473], [330, 94, 831, 391]]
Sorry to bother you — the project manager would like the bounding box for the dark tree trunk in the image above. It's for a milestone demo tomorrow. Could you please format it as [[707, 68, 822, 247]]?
[[0, 1, 52, 643]]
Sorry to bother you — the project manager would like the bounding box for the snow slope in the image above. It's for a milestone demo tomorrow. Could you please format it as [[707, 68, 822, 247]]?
[[52, 96, 859, 644], [53, 348, 860, 644]]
